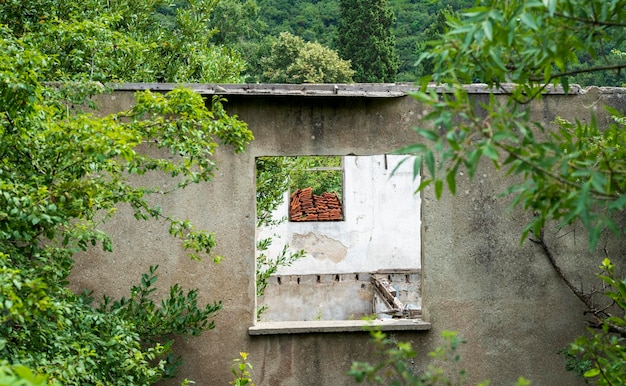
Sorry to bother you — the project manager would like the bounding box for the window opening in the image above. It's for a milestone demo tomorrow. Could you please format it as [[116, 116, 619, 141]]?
[[255, 155, 422, 324]]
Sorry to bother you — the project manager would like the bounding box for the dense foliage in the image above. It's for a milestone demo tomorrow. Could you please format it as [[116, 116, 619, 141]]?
[[405, 0, 626, 383], [336, 0, 398, 83], [257, 32, 354, 83], [0, 0, 253, 383], [1, 0, 245, 83], [393, 0, 474, 81], [257, 0, 339, 47], [93, 0, 625, 85], [253, 0, 476, 82], [349, 328, 531, 385], [565, 258, 626, 384], [232, 0, 624, 85]]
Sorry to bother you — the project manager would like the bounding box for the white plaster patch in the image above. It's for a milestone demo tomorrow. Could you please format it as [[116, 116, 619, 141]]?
[[291, 232, 347, 263]]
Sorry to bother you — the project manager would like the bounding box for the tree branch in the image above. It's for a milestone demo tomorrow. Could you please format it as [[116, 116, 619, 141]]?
[[593, 351, 616, 386], [554, 12, 626, 28], [529, 230, 592, 308], [530, 230, 626, 337], [529, 63, 626, 82], [497, 143, 618, 201]]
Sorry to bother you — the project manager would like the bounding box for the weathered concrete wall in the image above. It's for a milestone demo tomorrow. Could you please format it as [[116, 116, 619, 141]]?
[[70, 84, 626, 385]]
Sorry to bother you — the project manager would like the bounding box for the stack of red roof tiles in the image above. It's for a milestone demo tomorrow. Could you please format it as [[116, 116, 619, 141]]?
[[289, 187, 343, 221]]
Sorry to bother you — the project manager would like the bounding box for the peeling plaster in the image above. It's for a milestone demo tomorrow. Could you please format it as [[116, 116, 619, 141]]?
[[291, 232, 347, 263]]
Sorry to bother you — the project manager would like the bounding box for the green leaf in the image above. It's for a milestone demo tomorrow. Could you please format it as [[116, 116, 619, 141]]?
[[435, 179, 443, 199], [608, 194, 626, 210], [424, 150, 436, 177], [482, 21, 493, 41], [465, 148, 482, 178], [482, 143, 499, 161], [412, 155, 422, 179], [396, 143, 428, 154], [446, 168, 457, 195], [542, 0, 557, 16], [415, 128, 439, 142], [492, 130, 517, 142], [488, 48, 506, 71], [561, 76, 570, 94], [617, 281, 626, 305], [520, 13, 538, 30], [415, 179, 433, 193], [583, 368, 601, 378]]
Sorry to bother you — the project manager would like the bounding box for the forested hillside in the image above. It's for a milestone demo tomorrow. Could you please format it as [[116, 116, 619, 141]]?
[[164, 0, 625, 85], [256, 0, 474, 81]]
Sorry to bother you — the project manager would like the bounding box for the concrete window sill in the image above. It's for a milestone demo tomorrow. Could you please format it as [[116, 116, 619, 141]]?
[[248, 319, 431, 335]]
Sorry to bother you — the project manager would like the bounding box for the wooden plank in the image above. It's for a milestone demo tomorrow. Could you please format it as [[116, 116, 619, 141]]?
[[372, 275, 422, 319], [372, 276, 403, 310]]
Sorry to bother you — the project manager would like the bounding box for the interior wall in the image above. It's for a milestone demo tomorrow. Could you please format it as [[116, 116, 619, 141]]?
[[257, 154, 421, 275]]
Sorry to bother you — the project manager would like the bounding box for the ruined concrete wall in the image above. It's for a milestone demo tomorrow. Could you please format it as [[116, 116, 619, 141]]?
[[69, 85, 626, 385]]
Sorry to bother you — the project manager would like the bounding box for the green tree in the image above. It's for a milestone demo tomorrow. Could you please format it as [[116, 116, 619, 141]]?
[[392, 0, 474, 82], [208, 0, 266, 46], [412, 6, 453, 79], [256, 0, 339, 47], [406, 0, 626, 383], [258, 32, 354, 83], [0, 1, 253, 383], [336, 0, 399, 83], [0, 0, 245, 83]]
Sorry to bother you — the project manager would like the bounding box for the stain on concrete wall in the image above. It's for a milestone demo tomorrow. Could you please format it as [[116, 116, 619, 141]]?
[[291, 232, 347, 263]]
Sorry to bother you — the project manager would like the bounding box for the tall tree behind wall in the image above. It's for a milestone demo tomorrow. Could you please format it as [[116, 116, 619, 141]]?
[[256, 0, 339, 47], [336, 0, 399, 83], [254, 0, 473, 82]]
